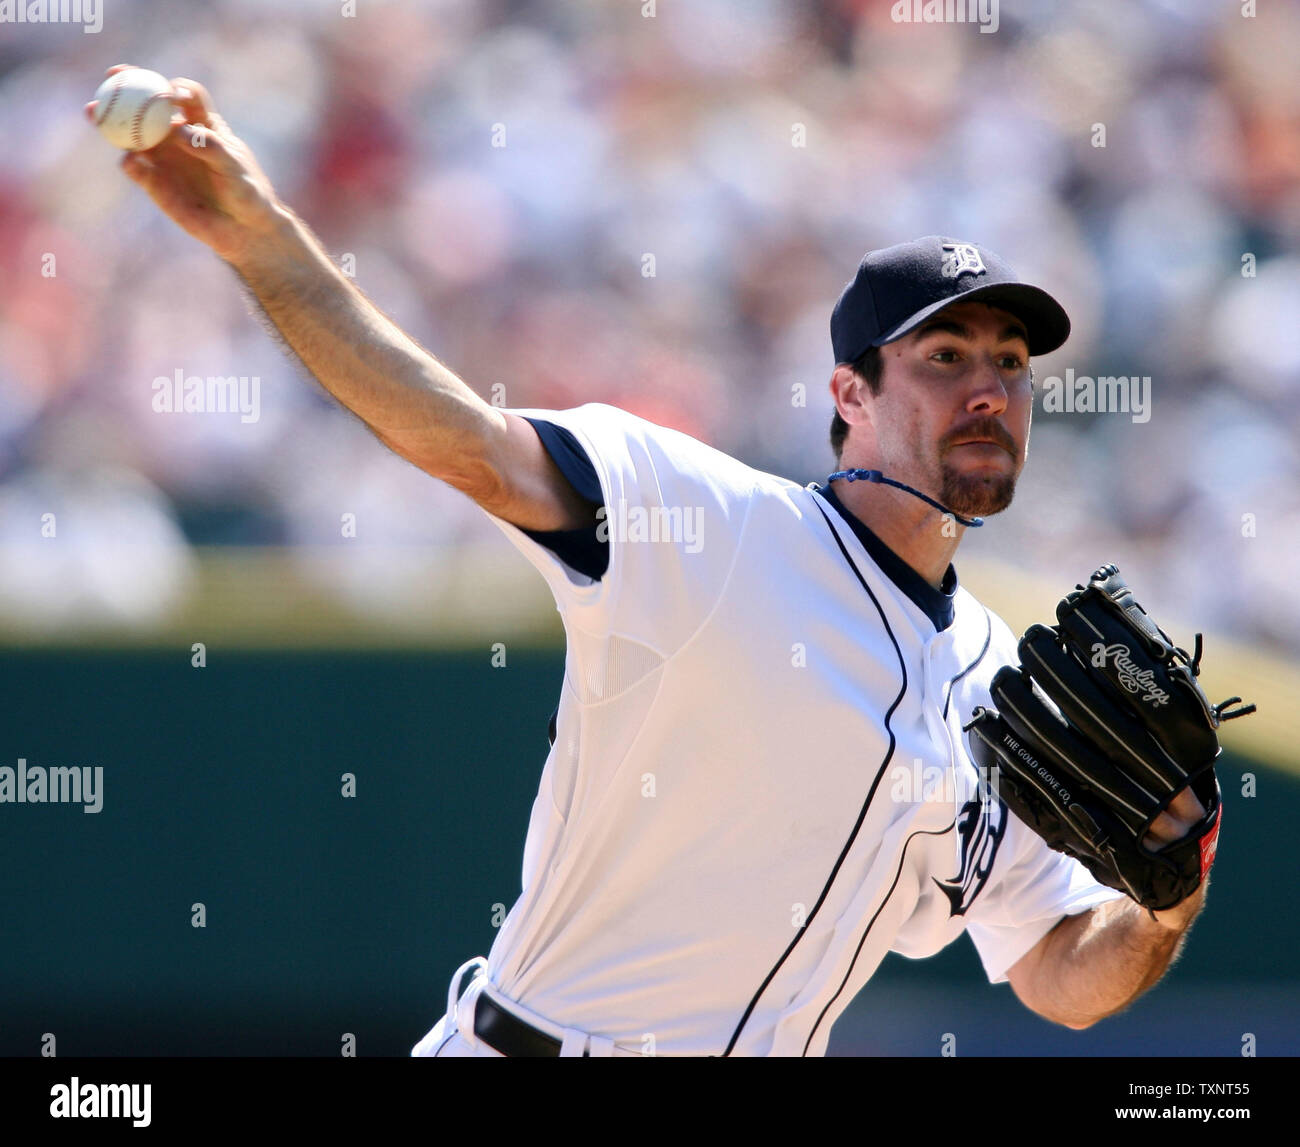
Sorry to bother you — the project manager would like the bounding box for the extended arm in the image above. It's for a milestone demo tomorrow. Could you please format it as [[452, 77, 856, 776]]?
[[89, 66, 591, 533], [227, 208, 579, 527]]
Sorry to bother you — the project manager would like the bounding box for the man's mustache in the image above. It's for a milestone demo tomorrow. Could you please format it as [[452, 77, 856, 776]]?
[[941, 418, 1019, 456]]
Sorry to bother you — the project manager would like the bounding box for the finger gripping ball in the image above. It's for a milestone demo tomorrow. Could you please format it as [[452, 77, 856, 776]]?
[[92, 68, 175, 151]]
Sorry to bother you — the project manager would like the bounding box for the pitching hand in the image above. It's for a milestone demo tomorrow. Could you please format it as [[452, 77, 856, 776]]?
[[1141, 787, 1208, 852], [86, 65, 285, 265]]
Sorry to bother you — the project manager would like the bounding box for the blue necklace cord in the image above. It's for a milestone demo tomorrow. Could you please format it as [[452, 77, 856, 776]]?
[[826, 469, 984, 528]]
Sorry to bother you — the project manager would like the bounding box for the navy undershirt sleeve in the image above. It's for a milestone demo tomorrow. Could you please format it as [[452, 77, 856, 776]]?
[[518, 417, 609, 580]]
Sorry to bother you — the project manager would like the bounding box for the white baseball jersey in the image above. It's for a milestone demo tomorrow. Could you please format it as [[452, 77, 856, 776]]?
[[436, 402, 1123, 1057]]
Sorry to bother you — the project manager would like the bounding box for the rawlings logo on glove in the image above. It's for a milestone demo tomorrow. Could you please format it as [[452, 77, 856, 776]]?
[[965, 564, 1256, 914], [1091, 643, 1171, 706]]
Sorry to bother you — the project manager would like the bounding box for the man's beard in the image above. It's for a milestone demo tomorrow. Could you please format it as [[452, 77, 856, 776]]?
[[938, 459, 1019, 516], [934, 415, 1023, 516]]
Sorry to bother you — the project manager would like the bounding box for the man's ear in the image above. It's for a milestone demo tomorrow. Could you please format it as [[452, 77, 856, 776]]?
[[830, 363, 873, 431]]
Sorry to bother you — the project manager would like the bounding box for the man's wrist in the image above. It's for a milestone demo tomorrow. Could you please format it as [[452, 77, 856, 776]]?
[[224, 203, 307, 282], [1149, 882, 1206, 932]]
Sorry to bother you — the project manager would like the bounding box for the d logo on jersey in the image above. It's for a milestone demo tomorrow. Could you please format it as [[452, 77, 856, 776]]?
[[934, 777, 1007, 917], [940, 242, 986, 280]]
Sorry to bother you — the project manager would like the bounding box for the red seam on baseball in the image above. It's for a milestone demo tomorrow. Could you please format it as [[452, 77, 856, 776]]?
[[132, 90, 171, 149], [96, 75, 123, 127]]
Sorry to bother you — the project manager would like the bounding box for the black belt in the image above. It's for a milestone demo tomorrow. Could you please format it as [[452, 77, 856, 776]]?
[[473, 992, 590, 1057]]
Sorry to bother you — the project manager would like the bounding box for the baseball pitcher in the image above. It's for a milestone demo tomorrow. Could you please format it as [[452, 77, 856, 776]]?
[[91, 69, 1254, 1057]]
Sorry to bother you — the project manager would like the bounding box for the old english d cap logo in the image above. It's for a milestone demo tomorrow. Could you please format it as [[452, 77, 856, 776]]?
[[830, 235, 1071, 364], [940, 241, 986, 279]]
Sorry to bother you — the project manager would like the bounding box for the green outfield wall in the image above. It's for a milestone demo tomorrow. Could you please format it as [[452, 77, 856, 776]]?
[[1, 650, 1291, 1056]]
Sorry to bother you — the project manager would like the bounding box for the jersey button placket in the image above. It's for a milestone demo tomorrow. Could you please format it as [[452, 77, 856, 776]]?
[[922, 636, 963, 829]]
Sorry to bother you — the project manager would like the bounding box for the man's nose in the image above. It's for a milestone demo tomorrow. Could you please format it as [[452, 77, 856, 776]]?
[[966, 356, 1010, 413]]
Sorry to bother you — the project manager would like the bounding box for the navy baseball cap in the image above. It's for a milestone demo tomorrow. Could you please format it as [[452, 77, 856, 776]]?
[[830, 235, 1070, 363]]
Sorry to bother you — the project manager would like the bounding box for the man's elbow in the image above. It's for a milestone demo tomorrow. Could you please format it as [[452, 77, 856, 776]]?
[[1012, 978, 1105, 1030], [1061, 1015, 1098, 1031], [1042, 1000, 1124, 1030], [1020, 996, 1098, 1030]]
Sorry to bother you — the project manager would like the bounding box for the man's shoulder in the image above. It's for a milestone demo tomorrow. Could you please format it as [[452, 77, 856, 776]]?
[[515, 402, 801, 495]]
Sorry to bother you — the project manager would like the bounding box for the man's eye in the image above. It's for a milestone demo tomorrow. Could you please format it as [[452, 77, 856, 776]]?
[[1000, 356, 1025, 370], [931, 350, 959, 363]]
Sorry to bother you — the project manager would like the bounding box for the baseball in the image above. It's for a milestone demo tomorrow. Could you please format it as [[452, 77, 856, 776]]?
[[92, 68, 176, 151]]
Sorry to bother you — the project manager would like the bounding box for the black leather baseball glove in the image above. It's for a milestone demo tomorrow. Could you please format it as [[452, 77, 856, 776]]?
[[965, 564, 1256, 914]]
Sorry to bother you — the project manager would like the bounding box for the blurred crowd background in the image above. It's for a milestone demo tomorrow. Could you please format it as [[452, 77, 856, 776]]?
[[2, 0, 1299, 1062], [0, 0, 1297, 654]]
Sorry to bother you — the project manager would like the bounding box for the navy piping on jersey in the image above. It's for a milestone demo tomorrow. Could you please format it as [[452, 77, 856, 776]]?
[[721, 499, 909, 1057], [813, 483, 957, 632], [801, 821, 956, 1056], [941, 609, 992, 722], [801, 633, 995, 1055], [519, 418, 608, 580]]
